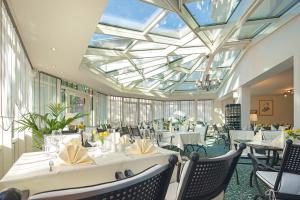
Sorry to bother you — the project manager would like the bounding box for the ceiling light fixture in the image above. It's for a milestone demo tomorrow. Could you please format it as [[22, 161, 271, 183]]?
[[51, 47, 56, 51], [195, 74, 221, 91]]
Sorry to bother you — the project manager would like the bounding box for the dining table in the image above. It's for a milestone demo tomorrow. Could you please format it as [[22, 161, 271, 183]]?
[[160, 131, 202, 150], [0, 146, 179, 196], [234, 139, 283, 166]]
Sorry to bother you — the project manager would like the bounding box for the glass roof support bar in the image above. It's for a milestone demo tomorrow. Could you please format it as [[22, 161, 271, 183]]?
[[166, 56, 206, 92], [201, 0, 264, 83], [96, 24, 182, 46], [164, 0, 213, 51], [212, 0, 264, 53], [123, 9, 168, 53], [195, 17, 279, 32]]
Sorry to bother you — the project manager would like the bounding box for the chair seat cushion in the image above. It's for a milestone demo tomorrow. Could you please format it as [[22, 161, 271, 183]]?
[[256, 171, 300, 195], [166, 183, 224, 200], [256, 171, 277, 188]]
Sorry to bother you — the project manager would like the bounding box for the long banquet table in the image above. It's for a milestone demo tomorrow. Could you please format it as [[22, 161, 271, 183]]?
[[0, 147, 179, 196]]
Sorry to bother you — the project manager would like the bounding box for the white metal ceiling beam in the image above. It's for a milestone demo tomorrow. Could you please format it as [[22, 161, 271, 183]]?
[[195, 17, 280, 32], [201, 0, 263, 82], [164, 0, 213, 51]]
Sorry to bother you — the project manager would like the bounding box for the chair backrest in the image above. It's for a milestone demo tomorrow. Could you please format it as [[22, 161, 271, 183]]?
[[121, 126, 130, 136], [195, 125, 208, 142], [274, 140, 300, 195], [261, 130, 282, 141], [0, 188, 22, 200], [177, 143, 246, 200], [29, 155, 178, 200], [130, 126, 143, 139]]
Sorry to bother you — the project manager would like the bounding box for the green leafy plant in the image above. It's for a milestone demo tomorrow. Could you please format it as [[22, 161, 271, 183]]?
[[284, 129, 300, 141], [16, 103, 87, 149]]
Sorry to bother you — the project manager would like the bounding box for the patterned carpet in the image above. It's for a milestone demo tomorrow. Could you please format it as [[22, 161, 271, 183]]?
[[203, 139, 258, 200]]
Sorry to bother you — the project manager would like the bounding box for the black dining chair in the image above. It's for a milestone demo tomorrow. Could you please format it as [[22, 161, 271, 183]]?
[[248, 139, 300, 200], [121, 126, 131, 136], [0, 188, 28, 200], [130, 126, 143, 139], [29, 155, 178, 200], [166, 143, 246, 200]]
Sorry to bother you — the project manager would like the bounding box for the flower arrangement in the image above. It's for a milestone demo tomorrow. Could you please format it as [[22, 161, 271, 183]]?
[[76, 122, 85, 130], [284, 129, 300, 141], [92, 130, 109, 145]]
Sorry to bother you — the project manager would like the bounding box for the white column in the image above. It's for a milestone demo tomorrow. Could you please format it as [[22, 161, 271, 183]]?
[[294, 54, 300, 128], [236, 87, 251, 130]]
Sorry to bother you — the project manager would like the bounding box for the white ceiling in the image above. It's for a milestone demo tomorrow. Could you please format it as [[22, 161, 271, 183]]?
[[250, 67, 293, 96]]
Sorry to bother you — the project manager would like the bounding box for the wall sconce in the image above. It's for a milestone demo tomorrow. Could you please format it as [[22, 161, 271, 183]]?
[[283, 89, 293, 98]]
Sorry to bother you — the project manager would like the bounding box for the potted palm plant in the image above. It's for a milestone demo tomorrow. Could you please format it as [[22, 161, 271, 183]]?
[[16, 103, 87, 150]]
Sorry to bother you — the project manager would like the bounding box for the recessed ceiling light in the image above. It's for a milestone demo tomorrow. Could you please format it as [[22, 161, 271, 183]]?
[[52, 65, 56, 68], [51, 47, 56, 51]]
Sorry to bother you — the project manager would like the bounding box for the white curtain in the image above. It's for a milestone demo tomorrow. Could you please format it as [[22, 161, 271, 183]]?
[[123, 98, 138, 125], [93, 92, 107, 125], [107, 96, 122, 126], [34, 73, 58, 115], [0, 2, 34, 177], [139, 99, 152, 123], [153, 100, 163, 120]]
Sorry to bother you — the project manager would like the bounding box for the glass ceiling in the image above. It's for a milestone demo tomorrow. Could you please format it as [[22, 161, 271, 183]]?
[[83, 0, 300, 93]]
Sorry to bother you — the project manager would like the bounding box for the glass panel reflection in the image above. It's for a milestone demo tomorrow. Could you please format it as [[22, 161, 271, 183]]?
[[100, 0, 162, 31], [185, 0, 240, 26], [150, 12, 190, 38]]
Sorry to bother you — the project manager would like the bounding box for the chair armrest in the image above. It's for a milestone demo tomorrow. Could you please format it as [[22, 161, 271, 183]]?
[[124, 169, 134, 178], [115, 171, 125, 180], [247, 153, 278, 172]]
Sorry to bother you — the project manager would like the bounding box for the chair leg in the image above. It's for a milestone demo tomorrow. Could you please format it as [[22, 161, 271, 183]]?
[[252, 172, 266, 199], [250, 170, 253, 187], [235, 168, 240, 185]]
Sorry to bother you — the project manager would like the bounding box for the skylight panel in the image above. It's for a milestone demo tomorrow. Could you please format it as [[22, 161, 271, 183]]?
[[187, 71, 203, 81], [144, 65, 169, 78], [134, 58, 167, 69], [89, 33, 132, 50], [137, 79, 159, 88], [175, 82, 197, 91], [185, 0, 240, 26], [211, 49, 241, 68], [248, 0, 299, 20], [99, 0, 162, 31], [131, 41, 169, 51], [150, 11, 191, 39], [169, 72, 185, 81], [181, 59, 198, 69], [98, 60, 132, 72], [157, 81, 174, 90], [230, 23, 271, 41]]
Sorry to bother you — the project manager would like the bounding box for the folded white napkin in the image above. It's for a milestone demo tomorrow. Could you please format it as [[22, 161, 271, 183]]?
[[119, 134, 131, 145], [269, 132, 285, 148], [57, 139, 95, 165], [253, 130, 262, 142], [126, 139, 156, 155]]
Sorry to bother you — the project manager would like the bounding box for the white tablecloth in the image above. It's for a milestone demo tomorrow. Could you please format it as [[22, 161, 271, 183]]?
[[0, 147, 179, 196], [162, 131, 202, 150]]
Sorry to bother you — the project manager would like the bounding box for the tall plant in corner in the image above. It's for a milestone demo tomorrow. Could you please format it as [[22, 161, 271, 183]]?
[[16, 103, 87, 150]]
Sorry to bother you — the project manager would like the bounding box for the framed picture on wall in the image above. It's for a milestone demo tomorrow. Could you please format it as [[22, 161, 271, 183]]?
[[259, 100, 273, 116]]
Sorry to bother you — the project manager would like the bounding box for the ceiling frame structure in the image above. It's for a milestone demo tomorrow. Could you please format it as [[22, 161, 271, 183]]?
[[82, 0, 300, 95]]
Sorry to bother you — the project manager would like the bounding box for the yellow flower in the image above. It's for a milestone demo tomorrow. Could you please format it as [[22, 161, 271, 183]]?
[[99, 131, 109, 137], [92, 130, 97, 135]]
